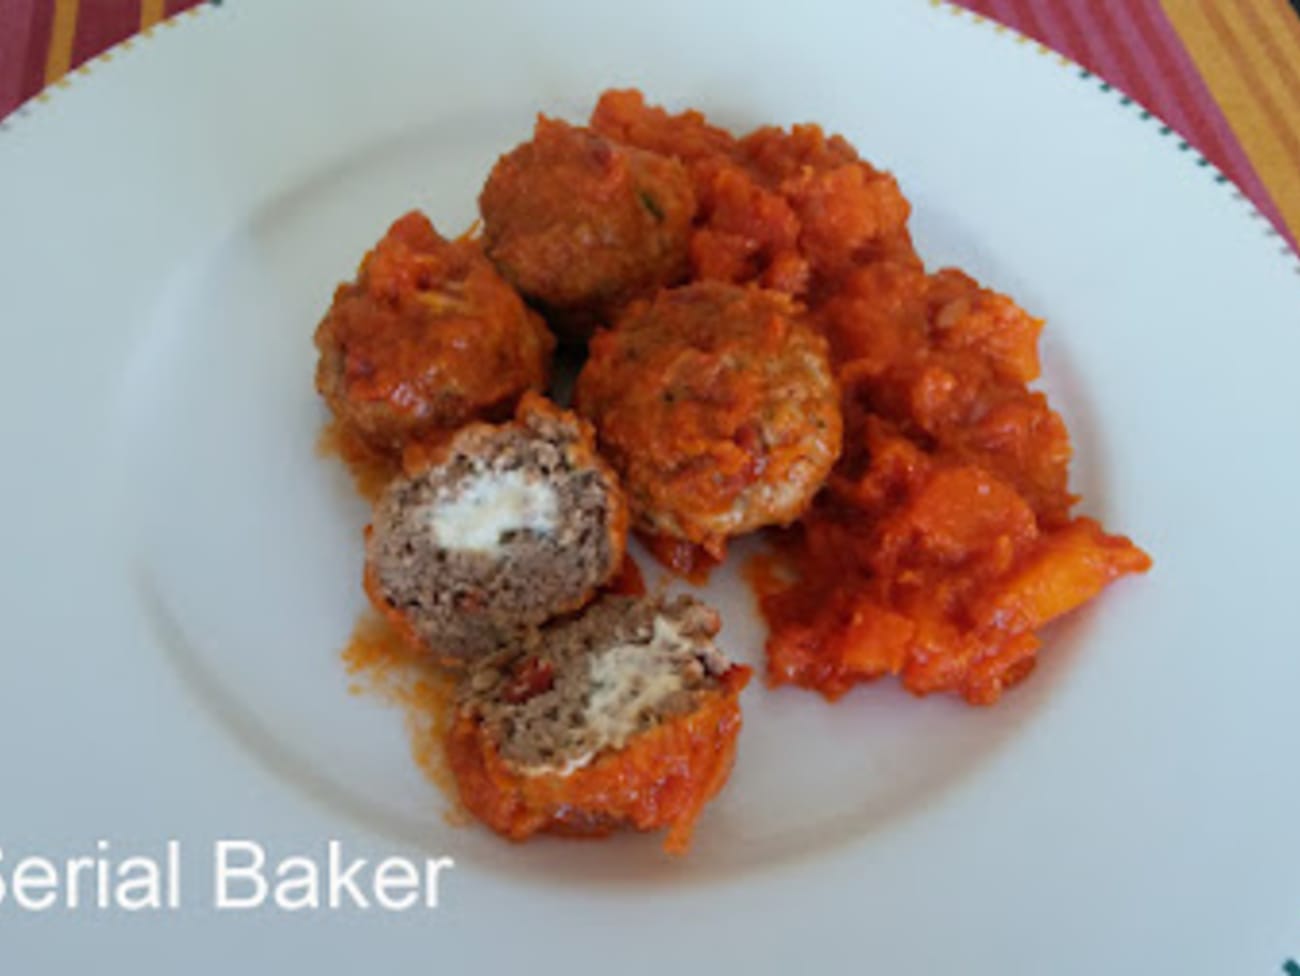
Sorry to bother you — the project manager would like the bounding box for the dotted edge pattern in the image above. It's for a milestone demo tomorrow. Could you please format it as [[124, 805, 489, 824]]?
[[927, 0, 1300, 276], [0, 0, 220, 134]]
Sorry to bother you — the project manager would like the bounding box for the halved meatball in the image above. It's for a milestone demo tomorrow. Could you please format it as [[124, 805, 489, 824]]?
[[479, 117, 695, 341], [314, 211, 555, 456], [446, 593, 750, 854], [364, 394, 628, 660], [575, 282, 842, 558]]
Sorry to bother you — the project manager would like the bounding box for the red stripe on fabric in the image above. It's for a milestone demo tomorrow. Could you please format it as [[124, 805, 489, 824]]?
[[0, 0, 40, 118], [1125, 2, 1234, 162], [165, 0, 205, 15], [1089, 0, 1198, 135], [981, 0, 1022, 27], [1034, 1, 1097, 68], [1060, 1, 1133, 85], [14, 0, 54, 114], [1000, 1, 1068, 58], [960, 0, 999, 20], [71, 0, 141, 69]]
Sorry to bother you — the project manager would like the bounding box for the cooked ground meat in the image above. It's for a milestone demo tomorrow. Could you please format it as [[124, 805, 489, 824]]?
[[364, 394, 628, 659], [446, 593, 751, 853], [462, 594, 730, 772], [314, 211, 555, 456], [575, 281, 843, 557], [479, 117, 695, 342]]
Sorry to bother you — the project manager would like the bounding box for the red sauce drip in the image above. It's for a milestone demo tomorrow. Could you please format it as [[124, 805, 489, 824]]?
[[638, 533, 721, 585]]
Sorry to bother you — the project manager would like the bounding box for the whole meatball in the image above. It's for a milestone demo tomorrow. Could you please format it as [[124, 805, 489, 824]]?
[[314, 211, 555, 456], [575, 282, 842, 557], [479, 117, 696, 341]]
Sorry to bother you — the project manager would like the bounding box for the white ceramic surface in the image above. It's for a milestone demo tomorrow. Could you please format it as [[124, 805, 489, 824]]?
[[1, 0, 1298, 972]]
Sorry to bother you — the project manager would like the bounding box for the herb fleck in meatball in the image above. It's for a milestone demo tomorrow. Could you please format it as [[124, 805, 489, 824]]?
[[575, 282, 842, 558], [314, 211, 554, 456], [479, 117, 696, 341]]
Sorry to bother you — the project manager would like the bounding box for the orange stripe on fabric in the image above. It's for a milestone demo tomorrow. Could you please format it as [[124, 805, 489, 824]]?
[[140, 0, 166, 30], [1275, 0, 1300, 52], [1161, 0, 1300, 243], [1223, 0, 1300, 141], [1197, 1, 1300, 175], [43, 0, 80, 85], [1236, 0, 1300, 115]]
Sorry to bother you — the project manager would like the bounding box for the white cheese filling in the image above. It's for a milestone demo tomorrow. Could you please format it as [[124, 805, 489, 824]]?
[[585, 616, 693, 746], [427, 468, 558, 553], [525, 616, 694, 777]]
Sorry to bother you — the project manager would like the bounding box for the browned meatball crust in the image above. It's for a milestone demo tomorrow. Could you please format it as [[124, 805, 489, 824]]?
[[575, 282, 842, 557], [314, 211, 555, 456], [479, 117, 695, 341]]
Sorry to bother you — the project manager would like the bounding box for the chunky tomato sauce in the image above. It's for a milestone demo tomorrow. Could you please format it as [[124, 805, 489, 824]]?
[[604, 553, 649, 596], [637, 534, 722, 585], [342, 612, 465, 817], [748, 248, 1151, 705], [315, 417, 401, 503], [445, 664, 750, 854], [592, 90, 1150, 705], [592, 90, 918, 300]]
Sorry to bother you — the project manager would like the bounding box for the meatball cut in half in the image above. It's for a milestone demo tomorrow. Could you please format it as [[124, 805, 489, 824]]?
[[576, 282, 842, 558], [447, 594, 751, 854], [479, 117, 695, 341], [314, 211, 555, 456], [364, 394, 628, 660]]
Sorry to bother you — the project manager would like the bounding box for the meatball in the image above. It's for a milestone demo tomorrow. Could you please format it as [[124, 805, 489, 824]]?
[[479, 117, 696, 341], [575, 282, 842, 557], [364, 393, 628, 660], [314, 211, 555, 456], [446, 593, 750, 854]]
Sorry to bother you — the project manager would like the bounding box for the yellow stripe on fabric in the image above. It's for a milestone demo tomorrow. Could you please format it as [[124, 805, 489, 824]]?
[[43, 0, 81, 86], [1161, 0, 1300, 242], [1223, 0, 1300, 136], [140, 0, 167, 30], [1240, 0, 1300, 109]]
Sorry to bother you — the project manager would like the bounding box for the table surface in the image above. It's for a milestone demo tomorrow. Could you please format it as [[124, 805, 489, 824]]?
[[2, 0, 1298, 253]]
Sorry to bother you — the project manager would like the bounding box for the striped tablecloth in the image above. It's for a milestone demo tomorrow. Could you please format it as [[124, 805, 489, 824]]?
[[3, 0, 1298, 251]]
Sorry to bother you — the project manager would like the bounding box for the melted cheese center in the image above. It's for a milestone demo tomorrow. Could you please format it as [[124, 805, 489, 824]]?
[[524, 616, 695, 777], [586, 616, 692, 744], [428, 469, 558, 553]]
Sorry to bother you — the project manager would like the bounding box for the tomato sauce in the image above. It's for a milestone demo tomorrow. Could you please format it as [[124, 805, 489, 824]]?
[[316, 417, 401, 503], [589, 91, 1149, 705], [445, 664, 750, 854], [342, 613, 466, 821], [604, 553, 649, 596], [637, 533, 721, 585], [592, 90, 919, 300], [314, 212, 554, 458], [749, 264, 1151, 705]]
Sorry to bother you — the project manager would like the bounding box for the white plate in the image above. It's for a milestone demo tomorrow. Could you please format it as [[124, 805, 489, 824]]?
[[2, 0, 1299, 972]]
